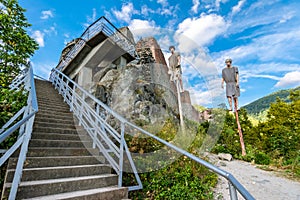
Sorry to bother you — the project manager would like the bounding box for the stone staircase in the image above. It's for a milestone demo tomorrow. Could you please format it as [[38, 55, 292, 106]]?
[[1, 79, 129, 200]]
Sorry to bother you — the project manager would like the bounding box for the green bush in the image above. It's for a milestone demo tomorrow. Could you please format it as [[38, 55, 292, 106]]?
[[124, 119, 218, 199], [0, 88, 27, 189], [254, 152, 271, 165], [127, 156, 217, 200]]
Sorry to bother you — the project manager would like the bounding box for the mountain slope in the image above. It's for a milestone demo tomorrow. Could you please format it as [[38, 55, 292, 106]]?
[[242, 86, 300, 114]]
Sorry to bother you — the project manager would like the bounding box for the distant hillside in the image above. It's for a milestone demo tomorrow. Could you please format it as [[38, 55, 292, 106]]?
[[242, 86, 300, 115]]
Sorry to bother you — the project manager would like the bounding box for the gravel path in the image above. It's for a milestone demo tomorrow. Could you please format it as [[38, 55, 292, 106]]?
[[208, 155, 300, 200]]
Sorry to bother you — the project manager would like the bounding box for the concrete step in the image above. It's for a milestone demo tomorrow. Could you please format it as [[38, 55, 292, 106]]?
[[33, 121, 76, 129], [37, 97, 66, 103], [36, 108, 74, 116], [4, 174, 118, 199], [33, 117, 74, 125], [37, 98, 69, 104], [23, 186, 128, 200], [31, 132, 81, 141], [7, 156, 105, 169], [37, 98, 67, 104], [38, 103, 70, 112], [29, 139, 92, 148], [13, 147, 100, 157], [37, 103, 70, 111], [35, 112, 75, 121], [33, 127, 78, 134], [6, 164, 112, 182]]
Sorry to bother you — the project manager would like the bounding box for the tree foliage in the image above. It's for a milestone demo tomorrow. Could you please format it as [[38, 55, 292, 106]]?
[[0, 0, 38, 88], [242, 87, 300, 115], [0, 0, 38, 188], [213, 89, 300, 176]]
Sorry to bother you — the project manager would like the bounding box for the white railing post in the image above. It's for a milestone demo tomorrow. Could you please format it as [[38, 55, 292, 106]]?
[[78, 93, 85, 126], [229, 182, 238, 200], [8, 115, 35, 200], [70, 84, 76, 112], [118, 122, 125, 188]]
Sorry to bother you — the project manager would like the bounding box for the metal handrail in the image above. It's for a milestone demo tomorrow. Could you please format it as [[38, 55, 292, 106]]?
[[57, 16, 136, 71], [0, 66, 38, 200], [49, 68, 255, 199], [49, 68, 142, 191]]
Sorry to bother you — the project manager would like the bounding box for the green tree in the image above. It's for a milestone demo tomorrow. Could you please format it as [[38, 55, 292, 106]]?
[[0, 0, 37, 126], [0, 0, 38, 88], [262, 95, 300, 160], [0, 0, 38, 188]]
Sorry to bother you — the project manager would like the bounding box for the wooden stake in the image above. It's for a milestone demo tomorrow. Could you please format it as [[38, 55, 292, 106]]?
[[234, 110, 246, 156], [176, 79, 184, 129]]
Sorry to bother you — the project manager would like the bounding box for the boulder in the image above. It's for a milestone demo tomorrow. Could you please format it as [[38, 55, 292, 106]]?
[[218, 153, 233, 161]]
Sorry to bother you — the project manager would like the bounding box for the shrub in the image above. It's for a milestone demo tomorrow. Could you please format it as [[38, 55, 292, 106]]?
[[254, 152, 271, 165], [127, 156, 217, 200]]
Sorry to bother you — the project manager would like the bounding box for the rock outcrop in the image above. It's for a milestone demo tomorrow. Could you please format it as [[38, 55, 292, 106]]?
[[91, 36, 204, 125], [60, 29, 205, 125]]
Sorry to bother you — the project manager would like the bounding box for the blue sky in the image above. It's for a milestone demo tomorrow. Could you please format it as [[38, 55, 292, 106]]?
[[16, 0, 300, 107]]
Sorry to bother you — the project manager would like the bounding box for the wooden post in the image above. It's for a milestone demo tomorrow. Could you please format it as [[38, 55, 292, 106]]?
[[234, 110, 246, 156], [176, 79, 184, 129]]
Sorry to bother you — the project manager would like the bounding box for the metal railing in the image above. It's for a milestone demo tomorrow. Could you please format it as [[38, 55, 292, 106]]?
[[0, 66, 38, 200], [49, 68, 255, 199], [57, 16, 136, 71], [49, 68, 142, 191]]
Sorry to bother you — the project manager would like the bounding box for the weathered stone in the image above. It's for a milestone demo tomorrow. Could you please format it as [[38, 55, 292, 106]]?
[[218, 153, 233, 161], [100, 69, 119, 86], [93, 65, 115, 82], [218, 161, 227, 167], [136, 37, 167, 66]]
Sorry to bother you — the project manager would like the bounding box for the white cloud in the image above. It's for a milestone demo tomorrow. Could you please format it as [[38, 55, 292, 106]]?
[[63, 33, 70, 45], [227, 1, 299, 36], [32, 61, 56, 80], [32, 30, 45, 47], [275, 71, 300, 88], [128, 19, 160, 40], [181, 50, 218, 77], [157, 0, 168, 7], [44, 26, 57, 36], [88, 8, 97, 23], [240, 88, 246, 93], [175, 13, 227, 52], [231, 0, 246, 15], [112, 3, 138, 23], [191, 0, 200, 14], [187, 78, 224, 106], [41, 10, 54, 20], [215, 0, 228, 10], [250, 74, 281, 81], [213, 29, 300, 66], [141, 5, 155, 16], [83, 8, 97, 28], [160, 8, 172, 15], [279, 11, 295, 23]]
